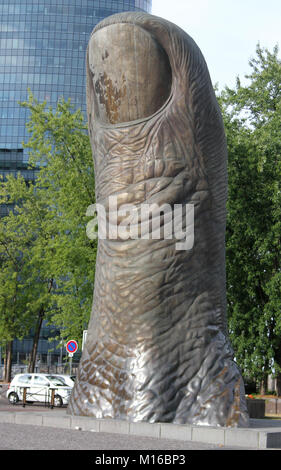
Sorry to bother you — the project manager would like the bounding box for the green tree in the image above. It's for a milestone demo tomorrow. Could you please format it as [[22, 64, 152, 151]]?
[[0, 174, 57, 377], [219, 44, 281, 393], [0, 95, 97, 373], [0, 174, 53, 379], [22, 94, 97, 351]]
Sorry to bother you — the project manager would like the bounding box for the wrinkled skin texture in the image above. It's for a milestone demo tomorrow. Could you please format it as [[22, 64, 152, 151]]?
[[68, 12, 249, 427]]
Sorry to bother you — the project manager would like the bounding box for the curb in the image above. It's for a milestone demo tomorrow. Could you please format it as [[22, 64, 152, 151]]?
[[0, 411, 281, 449]]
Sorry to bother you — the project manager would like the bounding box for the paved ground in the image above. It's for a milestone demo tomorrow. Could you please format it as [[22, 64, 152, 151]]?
[[0, 395, 246, 451], [0, 399, 63, 412], [0, 387, 279, 452], [0, 422, 231, 451]]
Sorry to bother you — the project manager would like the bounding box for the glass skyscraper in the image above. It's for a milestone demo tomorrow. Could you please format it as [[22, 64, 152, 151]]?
[[0, 0, 152, 211]]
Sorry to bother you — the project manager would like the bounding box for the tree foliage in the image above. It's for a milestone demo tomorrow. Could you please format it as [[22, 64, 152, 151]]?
[[219, 44, 281, 390], [0, 95, 97, 371], [22, 94, 97, 341]]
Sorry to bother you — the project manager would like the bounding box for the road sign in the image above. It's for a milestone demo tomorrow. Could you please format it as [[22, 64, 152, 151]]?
[[66, 340, 78, 355]]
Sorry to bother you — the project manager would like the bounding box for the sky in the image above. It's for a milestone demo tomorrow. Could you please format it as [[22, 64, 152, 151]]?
[[151, 0, 281, 89]]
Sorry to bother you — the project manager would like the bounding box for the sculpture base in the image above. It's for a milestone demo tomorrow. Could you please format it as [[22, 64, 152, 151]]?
[[65, 415, 281, 448]]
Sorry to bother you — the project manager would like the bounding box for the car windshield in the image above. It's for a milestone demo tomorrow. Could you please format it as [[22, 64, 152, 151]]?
[[46, 376, 67, 386]]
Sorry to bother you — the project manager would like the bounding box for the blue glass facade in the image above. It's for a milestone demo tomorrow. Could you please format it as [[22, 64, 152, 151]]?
[[0, 0, 152, 193]]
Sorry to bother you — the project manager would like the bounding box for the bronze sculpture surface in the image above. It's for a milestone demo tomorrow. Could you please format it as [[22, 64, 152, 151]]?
[[68, 12, 249, 427]]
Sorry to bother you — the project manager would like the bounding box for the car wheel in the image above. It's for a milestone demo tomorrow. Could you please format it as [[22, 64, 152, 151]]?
[[8, 392, 19, 405], [53, 394, 63, 407]]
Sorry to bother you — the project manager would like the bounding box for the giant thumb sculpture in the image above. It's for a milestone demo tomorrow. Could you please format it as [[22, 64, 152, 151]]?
[[68, 12, 249, 427]]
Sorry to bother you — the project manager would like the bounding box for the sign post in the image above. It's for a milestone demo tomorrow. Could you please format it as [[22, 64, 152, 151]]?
[[66, 340, 78, 376], [82, 330, 88, 351]]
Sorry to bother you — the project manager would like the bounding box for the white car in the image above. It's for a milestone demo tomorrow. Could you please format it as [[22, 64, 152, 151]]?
[[7, 373, 73, 407], [51, 374, 76, 387]]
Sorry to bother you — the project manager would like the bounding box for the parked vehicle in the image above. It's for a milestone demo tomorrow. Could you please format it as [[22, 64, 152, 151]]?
[[51, 374, 76, 387], [6, 373, 72, 407]]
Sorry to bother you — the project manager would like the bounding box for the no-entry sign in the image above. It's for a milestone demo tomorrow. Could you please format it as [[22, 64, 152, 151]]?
[[66, 340, 78, 356]]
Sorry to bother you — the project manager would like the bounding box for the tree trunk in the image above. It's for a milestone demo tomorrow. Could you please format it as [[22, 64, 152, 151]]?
[[275, 344, 281, 397], [276, 374, 281, 397], [4, 341, 13, 383], [28, 279, 54, 373], [28, 308, 44, 373], [260, 375, 268, 395]]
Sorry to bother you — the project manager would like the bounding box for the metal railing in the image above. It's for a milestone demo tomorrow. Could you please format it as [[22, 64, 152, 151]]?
[[0, 383, 8, 399], [11, 385, 68, 408]]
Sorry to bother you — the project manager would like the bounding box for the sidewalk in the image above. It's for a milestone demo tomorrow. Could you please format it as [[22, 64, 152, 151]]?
[[0, 407, 280, 449]]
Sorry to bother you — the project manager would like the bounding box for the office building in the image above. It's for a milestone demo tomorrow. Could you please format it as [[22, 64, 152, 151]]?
[[0, 0, 152, 204]]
